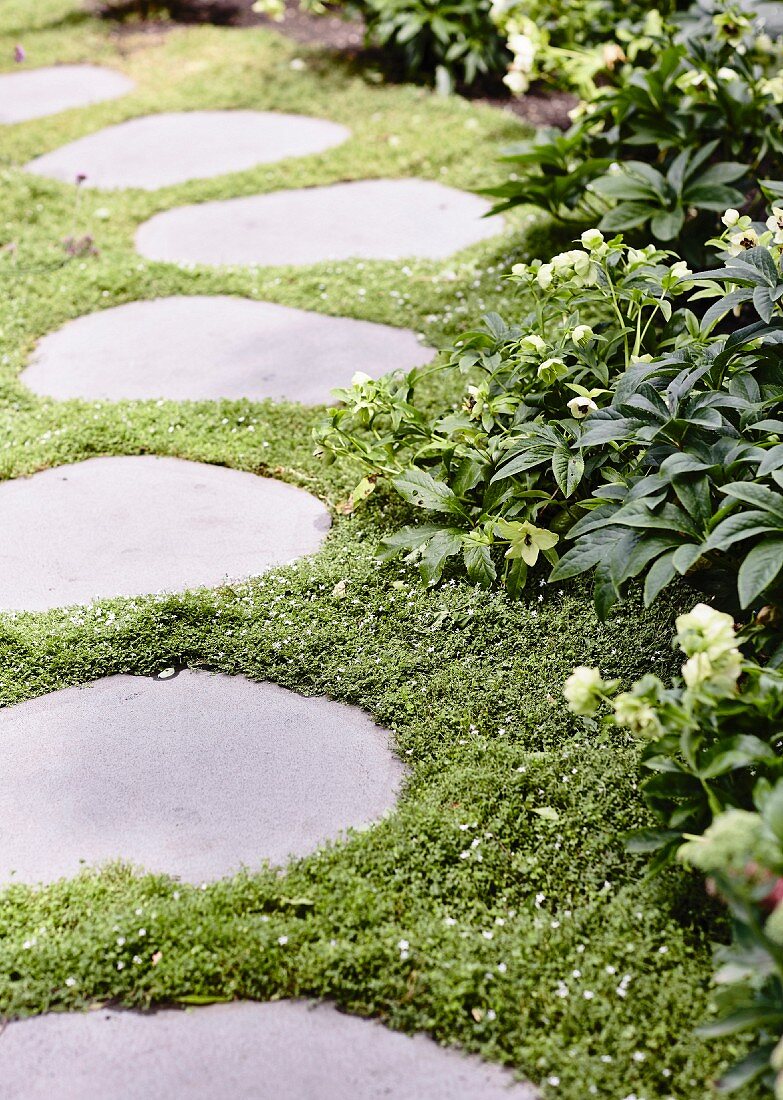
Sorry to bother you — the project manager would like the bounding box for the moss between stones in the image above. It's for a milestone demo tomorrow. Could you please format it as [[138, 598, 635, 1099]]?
[[0, 3, 751, 1097]]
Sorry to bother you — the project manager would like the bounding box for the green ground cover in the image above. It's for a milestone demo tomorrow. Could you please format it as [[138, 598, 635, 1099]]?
[[0, 3, 753, 1095]]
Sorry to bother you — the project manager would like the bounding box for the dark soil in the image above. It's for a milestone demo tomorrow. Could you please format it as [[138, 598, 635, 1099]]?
[[485, 88, 577, 129]]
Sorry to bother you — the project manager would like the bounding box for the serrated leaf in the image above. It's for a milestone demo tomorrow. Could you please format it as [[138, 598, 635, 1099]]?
[[394, 468, 466, 517], [462, 538, 497, 588]]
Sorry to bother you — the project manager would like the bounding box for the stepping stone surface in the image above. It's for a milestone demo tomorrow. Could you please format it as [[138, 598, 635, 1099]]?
[[25, 111, 350, 189], [0, 456, 329, 611], [0, 671, 403, 883], [0, 65, 134, 125], [22, 296, 433, 404], [0, 1002, 538, 1099], [135, 179, 497, 266]]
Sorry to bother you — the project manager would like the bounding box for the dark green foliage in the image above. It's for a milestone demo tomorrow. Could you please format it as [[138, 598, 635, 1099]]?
[[486, 2, 783, 258]]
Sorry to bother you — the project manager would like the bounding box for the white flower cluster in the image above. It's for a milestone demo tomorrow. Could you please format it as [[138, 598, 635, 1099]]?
[[490, 2, 542, 96], [722, 205, 783, 254]]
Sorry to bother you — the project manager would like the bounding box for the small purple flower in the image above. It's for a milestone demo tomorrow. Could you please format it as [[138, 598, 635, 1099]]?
[[14, 45, 26, 64], [75, 173, 87, 185]]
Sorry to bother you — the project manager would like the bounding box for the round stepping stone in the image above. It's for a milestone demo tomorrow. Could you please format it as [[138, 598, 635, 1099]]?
[[0, 1002, 538, 1099], [0, 65, 134, 125], [25, 111, 350, 190], [0, 671, 403, 883], [0, 456, 329, 612], [22, 296, 433, 404], [135, 179, 497, 266]]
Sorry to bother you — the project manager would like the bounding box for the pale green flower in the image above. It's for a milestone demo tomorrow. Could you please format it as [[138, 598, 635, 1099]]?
[[721, 208, 741, 228], [520, 333, 547, 355], [727, 227, 759, 255], [563, 666, 605, 716], [503, 69, 529, 95], [581, 228, 604, 250], [676, 603, 742, 692], [495, 519, 558, 566], [613, 692, 659, 736], [675, 603, 737, 660], [536, 263, 554, 289], [571, 324, 594, 346], [537, 357, 567, 385], [678, 808, 768, 874]]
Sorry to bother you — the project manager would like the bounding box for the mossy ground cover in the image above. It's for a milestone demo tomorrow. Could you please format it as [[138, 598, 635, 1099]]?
[[0, 3, 753, 1096]]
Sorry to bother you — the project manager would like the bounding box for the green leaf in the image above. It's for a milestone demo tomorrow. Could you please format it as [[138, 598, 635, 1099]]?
[[721, 482, 783, 523], [737, 537, 783, 608], [531, 806, 560, 822], [462, 538, 497, 588], [698, 1008, 783, 1038], [698, 735, 777, 779], [177, 994, 234, 1005], [703, 511, 783, 553], [549, 528, 621, 582], [551, 444, 585, 498], [394, 468, 466, 517], [505, 555, 528, 599], [650, 207, 685, 241], [377, 523, 444, 563], [644, 549, 678, 605], [419, 528, 464, 585], [593, 560, 620, 621], [716, 1044, 777, 1090], [625, 828, 682, 853]]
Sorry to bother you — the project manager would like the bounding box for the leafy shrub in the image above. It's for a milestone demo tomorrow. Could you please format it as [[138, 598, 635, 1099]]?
[[317, 202, 783, 615], [335, 0, 507, 90], [490, 0, 685, 98], [487, 1, 783, 256], [316, 231, 694, 594], [553, 215, 783, 620]]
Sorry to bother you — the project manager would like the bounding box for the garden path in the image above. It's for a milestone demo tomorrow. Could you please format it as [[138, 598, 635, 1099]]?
[[2, 58, 536, 1099]]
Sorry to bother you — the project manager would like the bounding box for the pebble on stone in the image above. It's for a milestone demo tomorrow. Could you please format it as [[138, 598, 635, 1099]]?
[[0, 65, 134, 125], [0, 1002, 539, 1100], [25, 111, 350, 189], [135, 179, 498, 266], [21, 296, 433, 404], [0, 671, 403, 883], [0, 456, 329, 611]]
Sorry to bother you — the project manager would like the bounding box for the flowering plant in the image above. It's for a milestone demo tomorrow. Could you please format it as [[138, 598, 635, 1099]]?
[[565, 604, 783, 1093], [315, 231, 693, 593], [565, 603, 783, 862], [487, 0, 783, 257], [554, 199, 783, 619]]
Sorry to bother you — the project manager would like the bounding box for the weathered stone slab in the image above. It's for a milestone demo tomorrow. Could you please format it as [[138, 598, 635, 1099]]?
[[0, 65, 134, 124], [0, 456, 329, 611], [25, 111, 350, 189], [135, 179, 497, 265], [22, 296, 433, 404], [0, 1002, 538, 1099], [0, 671, 403, 883]]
